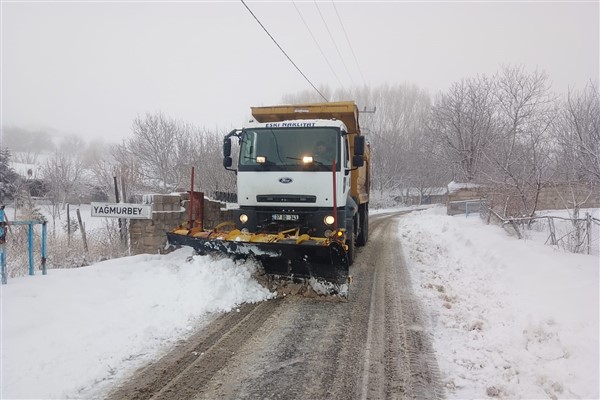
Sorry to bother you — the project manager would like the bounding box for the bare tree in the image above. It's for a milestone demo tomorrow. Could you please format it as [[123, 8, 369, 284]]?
[[283, 83, 437, 200], [428, 75, 498, 182], [42, 150, 85, 235], [484, 66, 555, 218], [554, 81, 600, 183], [113, 112, 237, 197]]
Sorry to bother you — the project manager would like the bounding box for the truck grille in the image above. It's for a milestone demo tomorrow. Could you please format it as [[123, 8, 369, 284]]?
[[256, 195, 316, 203]]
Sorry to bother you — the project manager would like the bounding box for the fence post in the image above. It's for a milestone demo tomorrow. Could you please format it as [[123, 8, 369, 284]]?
[[1, 246, 6, 284], [67, 203, 71, 246], [28, 222, 34, 275], [42, 221, 47, 275], [586, 213, 592, 255]]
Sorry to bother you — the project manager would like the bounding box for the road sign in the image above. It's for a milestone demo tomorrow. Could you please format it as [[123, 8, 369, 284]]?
[[91, 203, 152, 219]]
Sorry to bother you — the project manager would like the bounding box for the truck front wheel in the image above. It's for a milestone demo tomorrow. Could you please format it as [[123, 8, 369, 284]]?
[[346, 231, 355, 266]]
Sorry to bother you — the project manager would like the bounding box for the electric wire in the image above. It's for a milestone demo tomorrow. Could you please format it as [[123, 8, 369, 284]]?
[[241, 0, 328, 102], [314, 1, 355, 86], [332, 1, 367, 86], [292, 1, 345, 90]]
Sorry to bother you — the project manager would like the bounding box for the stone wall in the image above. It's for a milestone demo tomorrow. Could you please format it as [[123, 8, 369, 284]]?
[[536, 183, 600, 210], [129, 193, 233, 255], [446, 182, 600, 216]]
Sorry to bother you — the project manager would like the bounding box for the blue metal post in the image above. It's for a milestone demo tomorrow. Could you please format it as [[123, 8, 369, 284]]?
[[1, 247, 6, 284], [28, 223, 34, 276], [41, 222, 47, 275]]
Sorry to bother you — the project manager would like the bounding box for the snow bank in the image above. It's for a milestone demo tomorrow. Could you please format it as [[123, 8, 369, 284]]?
[[1, 248, 274, 399], [398, 207, 599, 399]]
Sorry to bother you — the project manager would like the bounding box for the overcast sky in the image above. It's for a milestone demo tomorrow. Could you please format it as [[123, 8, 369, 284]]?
[[1, 1, 598, 144]]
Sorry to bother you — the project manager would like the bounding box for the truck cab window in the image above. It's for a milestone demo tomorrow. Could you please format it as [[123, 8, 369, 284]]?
[[344, 136, 349, 169], [239, 127, 341, 171]]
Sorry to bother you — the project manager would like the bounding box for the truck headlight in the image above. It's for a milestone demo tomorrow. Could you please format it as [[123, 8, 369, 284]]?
[[239, 214, 249, 223], [324, 215, 335, 225]]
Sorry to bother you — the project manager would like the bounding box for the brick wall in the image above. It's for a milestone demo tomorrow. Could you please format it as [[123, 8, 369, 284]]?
[[129, 193, 233, 255]]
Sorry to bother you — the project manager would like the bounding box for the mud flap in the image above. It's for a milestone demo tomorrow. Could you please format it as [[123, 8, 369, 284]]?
[[167, 232, 349, 284]]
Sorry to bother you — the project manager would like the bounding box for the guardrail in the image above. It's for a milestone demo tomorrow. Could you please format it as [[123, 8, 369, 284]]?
[[1, 220, 47, 285]]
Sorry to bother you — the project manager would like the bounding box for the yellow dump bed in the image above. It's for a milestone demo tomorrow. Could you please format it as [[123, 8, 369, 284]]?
[[251, 101, 360, 135]]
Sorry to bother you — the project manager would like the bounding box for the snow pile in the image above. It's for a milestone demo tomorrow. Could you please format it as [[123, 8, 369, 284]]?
[[398, 207, 599, 399], [1, 248, 274, 399]]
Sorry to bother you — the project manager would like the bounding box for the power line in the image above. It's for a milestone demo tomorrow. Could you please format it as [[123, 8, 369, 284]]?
[[292, 1, 345, 90], [241, 0, 328, 103], [314, 1, 355, 87], [332, 1, 367, 87]]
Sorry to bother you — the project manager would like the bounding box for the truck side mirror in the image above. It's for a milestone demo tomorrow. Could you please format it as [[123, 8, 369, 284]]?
[[353, 155, 364, 167], [223, 157, 232, 168], [223, 138, 232, 157], [354, 136, 365, 156]]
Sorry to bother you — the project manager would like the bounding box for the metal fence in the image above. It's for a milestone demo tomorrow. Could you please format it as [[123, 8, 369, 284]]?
[[482, 204, 599, 255]]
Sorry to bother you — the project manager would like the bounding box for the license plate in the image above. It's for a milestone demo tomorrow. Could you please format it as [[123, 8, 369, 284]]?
[[272, 214, 299, 221]]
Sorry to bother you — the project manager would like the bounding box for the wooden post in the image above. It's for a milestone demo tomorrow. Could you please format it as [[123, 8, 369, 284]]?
[[120, 174, 128, 240], [586, 213, 592, 255], [67, 203, 71, 246], [114, 176, 124, 241], [189, 167, 195, 229], [76, 208, 88, 253]]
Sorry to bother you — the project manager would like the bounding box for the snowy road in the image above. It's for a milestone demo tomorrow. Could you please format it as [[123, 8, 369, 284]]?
[[107, 212, 445, 400]]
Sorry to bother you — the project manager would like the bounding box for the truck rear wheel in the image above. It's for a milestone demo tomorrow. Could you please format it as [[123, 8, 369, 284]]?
[[356, 204, 369, 247]]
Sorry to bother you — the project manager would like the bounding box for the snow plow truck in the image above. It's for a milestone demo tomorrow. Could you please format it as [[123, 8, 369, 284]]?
[[167, 101, 370, 285]]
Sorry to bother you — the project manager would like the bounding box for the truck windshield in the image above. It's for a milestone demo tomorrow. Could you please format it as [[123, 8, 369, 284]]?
[[238, 127, 340, 171]]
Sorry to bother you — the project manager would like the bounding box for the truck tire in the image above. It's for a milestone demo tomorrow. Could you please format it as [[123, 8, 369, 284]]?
[[346, 231, 355, 266], [356, 204, 369, 247]]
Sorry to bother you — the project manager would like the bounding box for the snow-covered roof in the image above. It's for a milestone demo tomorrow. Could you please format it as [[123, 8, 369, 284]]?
[[447, 181, 482, 194]]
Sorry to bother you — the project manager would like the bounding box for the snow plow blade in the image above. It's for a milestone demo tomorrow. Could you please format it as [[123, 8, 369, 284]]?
[[166, 230, 349, 284]]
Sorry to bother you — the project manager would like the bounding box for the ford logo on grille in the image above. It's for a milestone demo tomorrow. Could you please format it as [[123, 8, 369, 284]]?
[[278, 177, 293, 184]]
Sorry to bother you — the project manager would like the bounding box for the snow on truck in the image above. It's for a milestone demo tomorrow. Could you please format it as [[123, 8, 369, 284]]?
[[167, 101, 371, 287]]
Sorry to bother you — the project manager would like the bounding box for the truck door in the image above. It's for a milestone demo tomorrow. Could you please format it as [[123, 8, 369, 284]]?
[[343, 136, 350, 194]]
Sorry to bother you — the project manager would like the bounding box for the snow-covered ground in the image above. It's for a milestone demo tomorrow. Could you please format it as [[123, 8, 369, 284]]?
[[1, 249, 274, 399], [1, 206, 598, 399], [399, 207, 599, 399]]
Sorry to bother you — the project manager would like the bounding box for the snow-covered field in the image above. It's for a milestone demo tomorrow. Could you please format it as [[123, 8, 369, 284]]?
[[399, 207, 599, 399], [1, 206, 598, 399]]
